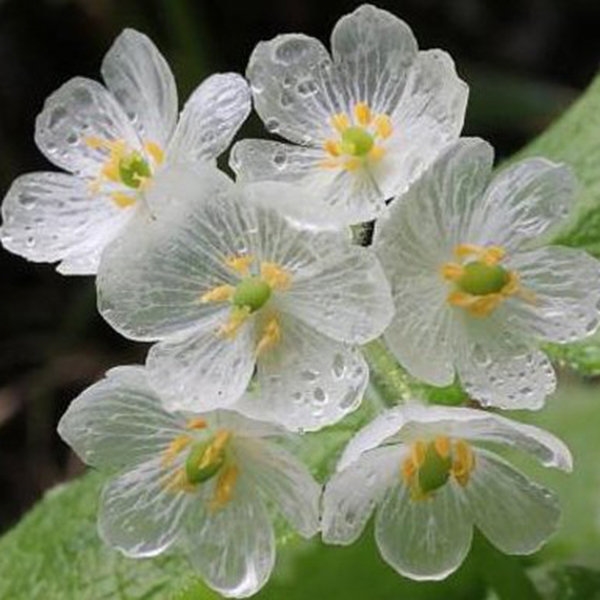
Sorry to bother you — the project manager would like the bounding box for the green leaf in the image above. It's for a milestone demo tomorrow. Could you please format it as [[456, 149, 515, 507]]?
[[544, 334, 600, 378], [533, 565, 600, 600]]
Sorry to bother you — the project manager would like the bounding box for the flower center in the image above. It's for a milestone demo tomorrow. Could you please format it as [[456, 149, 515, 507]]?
[[402, 436, 475, 501], [340, 126, 375, 157], [232, 276, 272, 313], [185, 433, 230, 485], [118, 151, 152, 189], [456, 261, 510, 296]]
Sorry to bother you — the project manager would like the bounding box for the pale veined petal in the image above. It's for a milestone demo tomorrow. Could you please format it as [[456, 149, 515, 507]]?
[[184, 482, 275, 598], [101, 28, 178, 147], [247, 33, 345, 145], [1, 171, 132, 275], [235, 437, 320, 538], [240, 315, 368, 431], [331, 4, 418, 115], [35, 77, 140, 177], [57, 366, 184, 470], [373, 50, 469, 199], [146, 318, 256, 412], [281, 245, 393, 344], [98, 457, 191, 558], [375, 480, 472, 581], [322, 445, 401, 545], [168, 73, 251, 164], [465, 449, 562, 555], [209, 409, 287, 440], [506, 246, 600, 343], [463, 159, 576, 252]]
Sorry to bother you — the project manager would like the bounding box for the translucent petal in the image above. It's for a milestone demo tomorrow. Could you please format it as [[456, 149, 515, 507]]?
[[101, 28, 178, 147], [209, 409, 287, 440], [97, 167, 238, 340], [35, 77, 140, 177], [168, 73, 251, 164], [466, 450, 561, 554], [239, 315, 368, 431], [1, 171, 131, 275], [57, 366, 184, 470], [236, 437, 320, 537], [247, 33, 344, 145], [506, 246, 600, 343], [281, 245, 393, 344], [462, 159, 576, 251], [185, 483, 275, 598], [98, 457, 190, 557], [375, 481, 472, 581], [322, 446, 401, 545], [331, 5, 418, 114], [146, 318, 256, 412], [373, 50, 469, 199]]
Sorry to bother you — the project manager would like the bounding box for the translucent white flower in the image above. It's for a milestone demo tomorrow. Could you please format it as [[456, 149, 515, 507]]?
[[1, 28, 250, 275], [230, 4, 468, 226], [97, 166, 394, 431], [322, 402, 572, 581], [375, 137, 600, 409], [57, 366, 320, 598]]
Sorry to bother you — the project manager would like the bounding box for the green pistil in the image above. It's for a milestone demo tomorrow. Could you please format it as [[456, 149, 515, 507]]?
[[457, 261, 509, 296], [232, 277, 272, 312], [418, 443, 452, 495], [119, 151, 152, 189], [340, 126, 374, 157], [185, 441, 225, 485]]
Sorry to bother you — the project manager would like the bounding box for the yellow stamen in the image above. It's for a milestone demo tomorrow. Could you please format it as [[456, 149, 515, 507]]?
[[434, 436, 451, 459], [324, 139, 342, 157], [256, 316, 281, 356], [110, 192, 137, 209], [368, 146, 385, 161], [343, 157, 361, 171], [451, 440, 475, 487], [210, 464, 239, 512], [354, 102, 372, 126], [225, 255, 254, 276], [200, 284, 235, 304], [198, 430, 231, 471], [164, 468, 196, 493], [440, 263, 464, 281], [260, 262, 291, 291], [186, 417, 208, 430], [320, 158, 340, 169], [331, 113, 350, 133], [162, 435, 192, 467], [447, 290, 504, 317], [144, 141, 164, 165], [411, 440, 427, 467], [374, 114, 392, 139], [218, 306, 251, 339]]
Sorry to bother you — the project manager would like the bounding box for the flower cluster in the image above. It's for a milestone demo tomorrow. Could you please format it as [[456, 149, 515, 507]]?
[[1, 6, 597, 598]]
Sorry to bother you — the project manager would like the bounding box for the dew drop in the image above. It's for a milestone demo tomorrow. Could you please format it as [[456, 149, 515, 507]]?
[[297, 79, 318, 97], [272, 150, 287, 169], [313, 387, 326, 404], [332, 353, 345, 378], [301, 369, 319, 382], [274, 39, 309, 65], [265, 118, 280, 133]]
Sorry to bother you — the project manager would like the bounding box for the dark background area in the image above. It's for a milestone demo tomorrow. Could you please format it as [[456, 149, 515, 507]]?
[[0, 0, 598, 534]]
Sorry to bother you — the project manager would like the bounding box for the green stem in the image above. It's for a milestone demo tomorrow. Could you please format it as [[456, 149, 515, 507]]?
[[361, 338, 412, 406]]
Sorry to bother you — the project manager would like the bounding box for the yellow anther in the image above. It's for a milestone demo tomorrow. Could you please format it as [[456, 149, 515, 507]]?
[[331, 113, 350, 133], [162, 435, 192, 468], [324, 139, 342, 157], [454, 243, 485, 259], [198, 430, 231, 471], [354, 102, 372, 126], [440, 263, 464, 281], [343, 157, 361, 171], [210, 464, 239, 512], [186, 417, 208, 430], [84, 136, 112, 150], [164, 468, 196, 493], [320, 158, 340, 169], [451, 440, 475, 487], [218, 306, 251, 339], [434, 436, 451, 459], [225, 255, 254, 276], [481, 246, 505, 266], [110, 192, 137, 209], [411, 440, 427, 468], [144, 141, 164, 165], [260, 262, 291, 291], [374, 114, 393, 139], [200, 284, 235, 304], [447, 290, 504, 317], [368, 146, 385, 161], [256, 316, 281, 356]]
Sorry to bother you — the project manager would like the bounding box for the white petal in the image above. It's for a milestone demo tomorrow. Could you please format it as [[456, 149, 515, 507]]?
[[98, 458, 190, 557], [146, 319, 256, 412], [282, 246, 393, 344], [465, 450, 561, 554], [185, 483, 275, 598], [35, 77, 140, 177], [506, 246, 600, 343], [322, 446, 401, 545], [101, 28, 178, 147], [375, 481, 472, 581], [463, 159, 576, 251], [236, 437, 320, 537], [239, 315, 368, 431], [373, 50, 469, 199], [209, 409, 287, 440], [1, 171, 132, 275], [331, 5, 418, 114], [168, 73, 251, 164], [247, 34, 344, 145], [57, 366, 184, 470]]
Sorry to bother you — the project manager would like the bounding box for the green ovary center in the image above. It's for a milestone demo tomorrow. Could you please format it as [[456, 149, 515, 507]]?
[[457, 261, 510, 296], [119, 152, 152, 189], [340, 126, 375, 157], [185, 439, 227, 485], [232, 277, 272, 312], [417, 443, 452, 494]]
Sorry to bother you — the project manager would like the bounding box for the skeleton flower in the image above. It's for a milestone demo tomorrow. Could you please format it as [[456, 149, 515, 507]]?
[[375, 137, 600, 409], [322, 402, 572, 581], [97, 166, 394, 431], [230, 4, 468, 226], [1, 29, 250, 274], [57, 366, 320, 598]]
